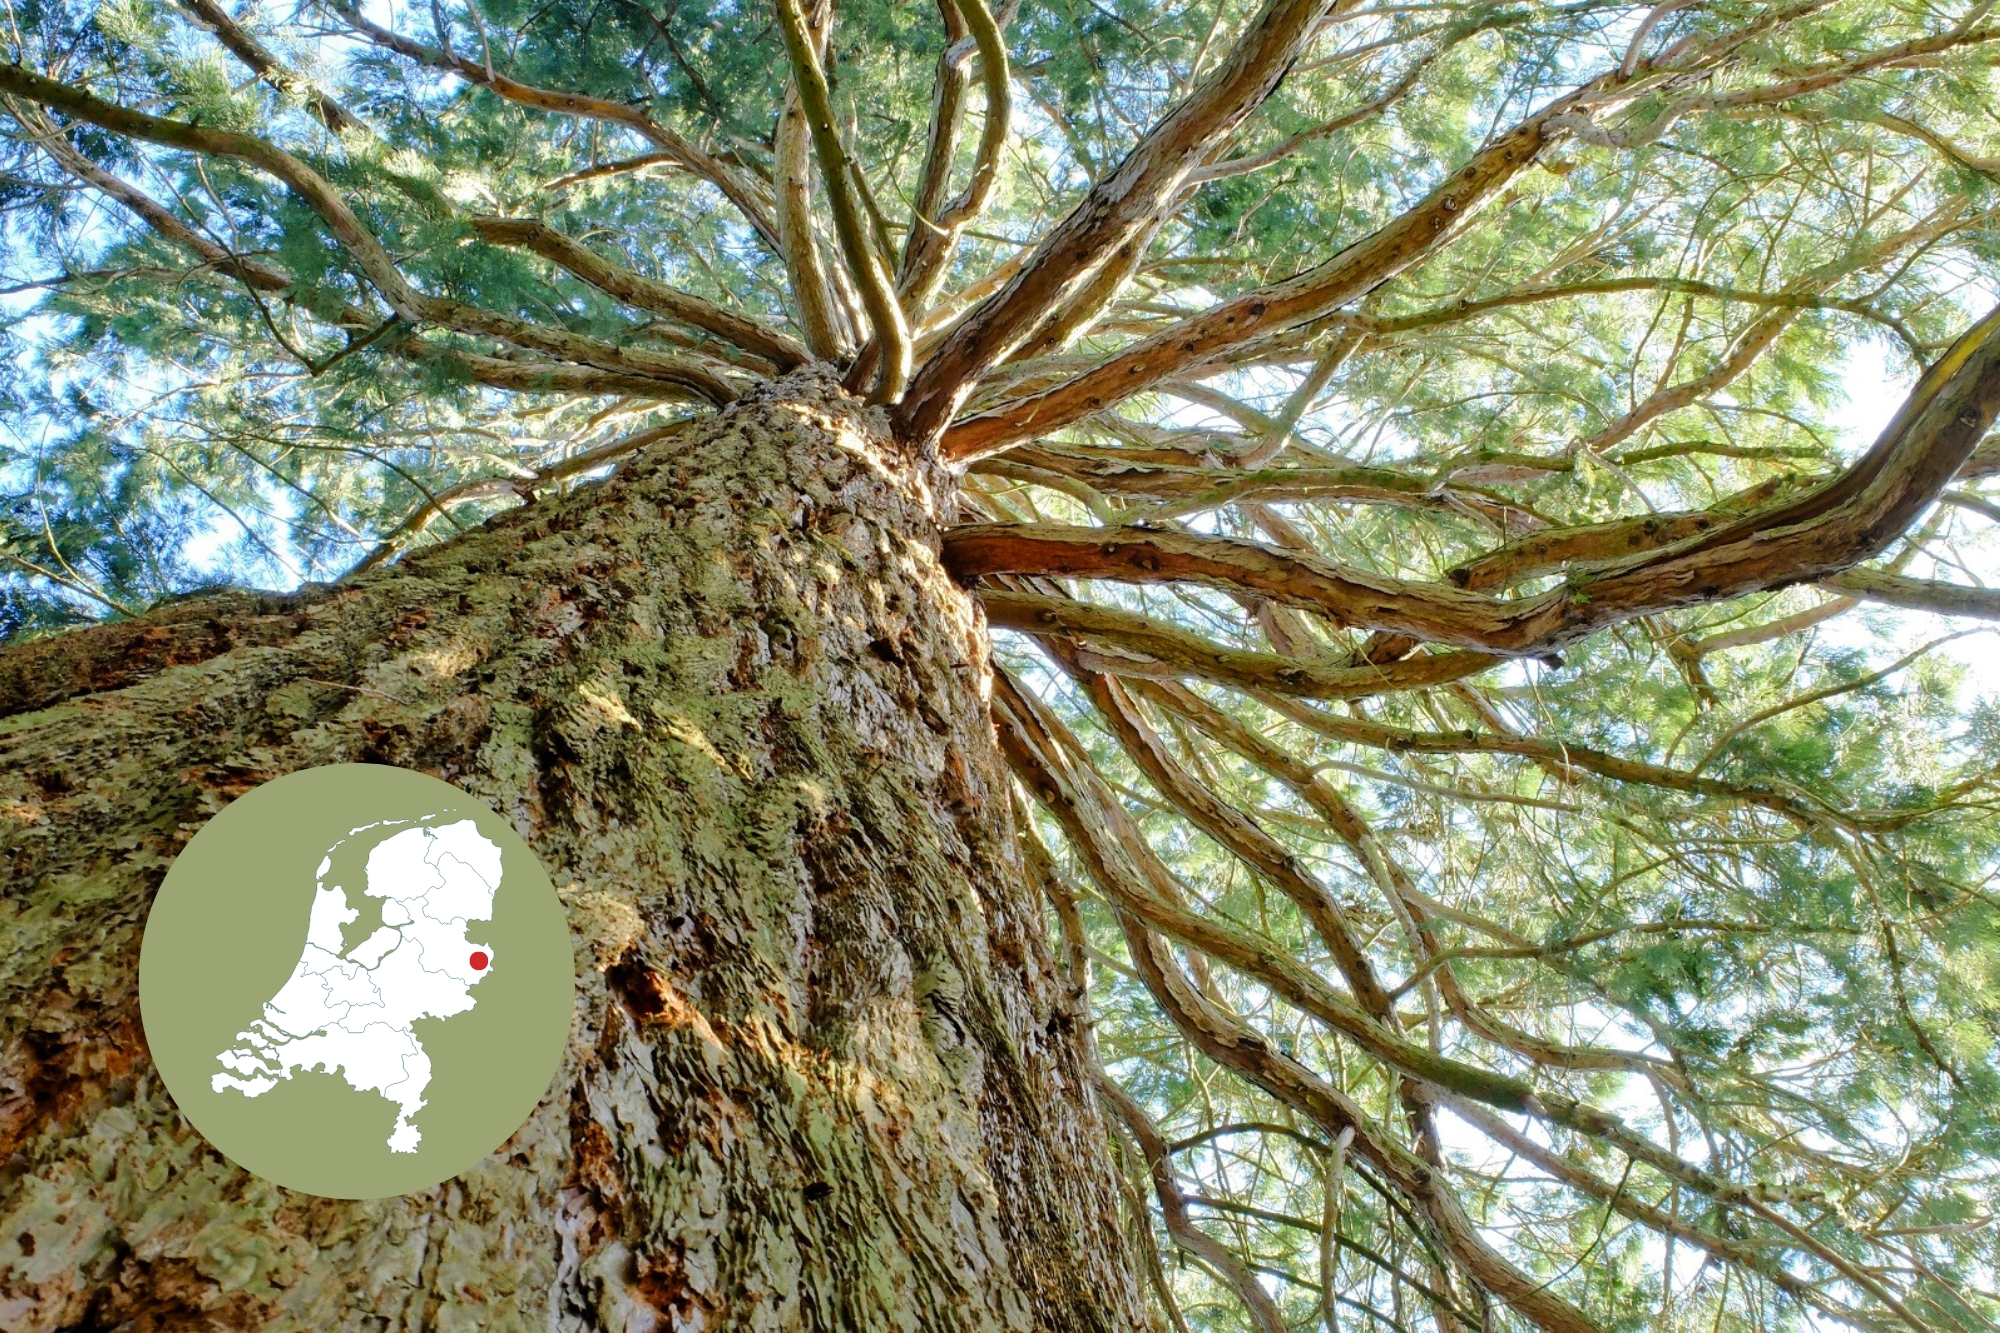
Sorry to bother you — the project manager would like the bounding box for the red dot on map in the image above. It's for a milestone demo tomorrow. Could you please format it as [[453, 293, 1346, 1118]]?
[[470, 951, 490, 971]]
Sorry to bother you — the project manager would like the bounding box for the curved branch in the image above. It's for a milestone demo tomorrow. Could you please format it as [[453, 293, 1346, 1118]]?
[[0, 62, 422, 316], [772, 0, 911, 400], [1096, 1075, 1290, 1333], [935, 83, 1599, 460], [898, 0, 1345, 445], [947, 301, 2000, 655], [983, 588, 1499, 697], [469, 216, 808, 368], [898, 0, 1012, 311], [324, 0, 780, 248]]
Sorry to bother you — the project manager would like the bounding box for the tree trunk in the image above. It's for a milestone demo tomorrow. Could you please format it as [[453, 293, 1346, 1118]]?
[[0, 368, 1148, 1332]]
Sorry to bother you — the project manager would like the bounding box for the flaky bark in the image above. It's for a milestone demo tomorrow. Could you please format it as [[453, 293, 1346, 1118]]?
[[0, 371, 1145, 1331]]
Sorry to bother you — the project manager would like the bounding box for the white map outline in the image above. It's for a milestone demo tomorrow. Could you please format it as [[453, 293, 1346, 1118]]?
[[212, 818, 499, 1153]]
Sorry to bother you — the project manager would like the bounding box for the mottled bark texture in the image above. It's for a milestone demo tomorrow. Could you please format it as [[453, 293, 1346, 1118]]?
[[0, 369, 1147, 1331]]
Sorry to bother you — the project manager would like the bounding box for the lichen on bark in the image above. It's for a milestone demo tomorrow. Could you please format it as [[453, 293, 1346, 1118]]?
[[0, 367, 1146, 1331]]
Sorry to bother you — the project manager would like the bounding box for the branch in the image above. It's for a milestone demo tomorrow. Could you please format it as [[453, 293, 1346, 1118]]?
[[324, 0, 780, 248], [393, 338, 700, 397], [1133, 678, 1698, 1076], [7, 103, 294, 292], [975, 442, 1526, 531], [0, 61, 423, 317], [422, 298, 741, 402], [1184, 2, 1507, 188], [946, 300, 2000, 655], [901, 0, 970, 292], [1081, 665, 1396, 1020], [542, 149, 683, 192], [1570, 211, 1971, 456], [898, 0, 1012, 311], [3, 60, 760, 401], [772, 0, 911, 400], [1816, 567, 2000, 619], [1552, 24, 2000, 152], [1447, 478, 1793, 592], [175, 0, 363, 134], [982, 587, 1498, 697], [1437, 1097, 1886, 1333], [898, 0, 1344, 445], [9, 106, 716, 410], [469, 216, 808, 368], [771, 2, 846, 361], [1356, 275, 1927, 356], [935, 82, 1600, 460], [999, 669, 1754, 1202], [1244, 686, 1904, 832], [1096, 1074, 1291, 1333], [356, 419, 695, 569]]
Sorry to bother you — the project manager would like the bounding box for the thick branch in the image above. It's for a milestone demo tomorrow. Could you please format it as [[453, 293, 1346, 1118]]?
[[393, 339, 700, 397], [772, 0, 911, 400], [981, 588, 1499, 697], [176, 0, 363, 134], [1448, 478, 1792, 592], [772, 11, 846, 361], [902, 0, 970, 290], [935, 84, 1600, 460], [898, 0, 1012, 311], [947, 301, 2000, 655], [898, 0, 1343, 444]]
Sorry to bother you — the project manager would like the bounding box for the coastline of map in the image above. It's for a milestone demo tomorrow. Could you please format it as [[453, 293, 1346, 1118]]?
[[211, 818, 500, 1153]]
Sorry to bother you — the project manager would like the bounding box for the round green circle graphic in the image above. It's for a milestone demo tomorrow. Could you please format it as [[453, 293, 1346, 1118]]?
[[140, 764, 575, 1199]]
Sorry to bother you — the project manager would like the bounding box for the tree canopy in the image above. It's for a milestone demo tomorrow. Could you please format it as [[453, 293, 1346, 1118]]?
[[3, 0, 2000, 1329]]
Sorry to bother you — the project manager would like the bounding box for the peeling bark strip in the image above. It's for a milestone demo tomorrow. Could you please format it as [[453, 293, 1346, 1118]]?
[[945, 300, 2000, 657], [0, 371, 1146, 1331]]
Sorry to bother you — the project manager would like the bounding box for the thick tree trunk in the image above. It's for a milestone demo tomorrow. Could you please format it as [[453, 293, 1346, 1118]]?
[[0, 369, 1147, 1331]]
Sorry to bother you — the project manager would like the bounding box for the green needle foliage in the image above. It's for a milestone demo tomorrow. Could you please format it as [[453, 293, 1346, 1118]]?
[[4, 0, 2000, 1328]]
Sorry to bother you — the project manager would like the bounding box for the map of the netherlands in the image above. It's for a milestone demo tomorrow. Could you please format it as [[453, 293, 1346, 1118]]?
[[142, 764, 573, 1199], [211, 819, 500, 1152]]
